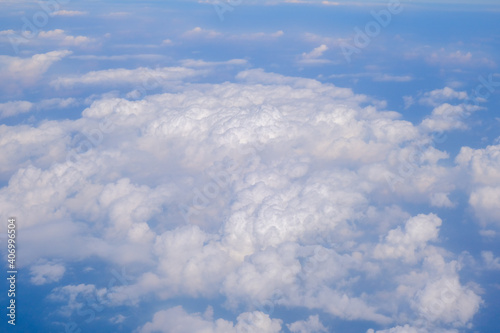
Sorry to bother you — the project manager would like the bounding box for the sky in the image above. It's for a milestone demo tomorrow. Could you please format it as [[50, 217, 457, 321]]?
[[0, 0, 500, 332]]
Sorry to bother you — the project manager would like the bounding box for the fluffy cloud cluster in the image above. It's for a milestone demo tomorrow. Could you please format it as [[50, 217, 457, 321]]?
[[30, 261, 66, 285], [456, 144, 500, 228], [0, 68, 486, 331], [299, 44, 330, 64], [374, 214, 441, 263], [0, 50, 71, 92], [286, 315, 327, 333]]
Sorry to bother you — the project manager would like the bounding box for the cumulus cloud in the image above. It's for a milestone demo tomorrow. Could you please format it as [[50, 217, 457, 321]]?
[[367, 325, 459, 333], [429, 192, 454, 208], [137, 306, 282, 333], [0, 100, 33, 118], [406, 48, 496, 68], [456, 144, 500, 227], [30, 262, 66, 285], [0, 50, 71, 89], [482, 251, 500, 270], [415, 275, 482, 326], [37, 97, 78, 110], [456, 145, 500, 185], [182, 27, 221, 39], [373, 74, 413, 82], [0, 69, 484, 331], [468, 187, 500, 225], [220, 30, 285, 42], [374, 214, 442, 263], [0, 98, 77, 119], [419, 87, 468, 107], [287, 315, 328, 333], [403, 96, 415, 109], [70, 54, 166, 61], [299, 44, 331, 64], [420, 103, 483, 132], [367, 325, 420, 333], [38, 29, 96, 47], [51, 66, 208, 89], [49, 283, 106, 317]]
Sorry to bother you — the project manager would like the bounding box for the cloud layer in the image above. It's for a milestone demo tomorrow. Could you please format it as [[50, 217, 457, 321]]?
[[0, 66, 490, 331]]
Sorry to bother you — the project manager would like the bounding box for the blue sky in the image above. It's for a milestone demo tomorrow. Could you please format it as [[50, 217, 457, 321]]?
[[1, 1, 500, 332]]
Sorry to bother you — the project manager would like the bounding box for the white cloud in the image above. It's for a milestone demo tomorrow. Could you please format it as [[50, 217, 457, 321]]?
[[104, 11, 130, 17], [430, 192, 454, 208], [406, 48, 496, 68], [287, 315, 328, 333], [456, 144, 500, 227], [0, 50, 72, 89], [51, 10, 88, 16], [0, 100, 33, 118], [110, 314, 126, 324], [299, 44, 330, 64], [182, 27, 221, 39], [415, 275, 482, 326], [0, 29, 95, 49], [428, 50, 472, 65], [469, 187, 500, 225], [0, 69, 484, 331], [456, 145, 500, 185], [367, 325, 459, 333], [419, 87, 468, 107], [479, 229, 496, 237], [0, 29, 15, 35], [329, 72, 413, 83], [137, 306, 282, 333], [30, 262, 66, 285], [49, 283, 106, 317], [374, 214, 442, 263], [420, 103, 483, 132], [0, 98, 77, 119], [180, 58, 248, 67]]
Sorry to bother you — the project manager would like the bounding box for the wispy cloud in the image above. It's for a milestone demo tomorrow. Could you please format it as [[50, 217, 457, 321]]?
[[298, 44, 331, 64], [51, 10, 88, 16], [330, 72, 413, 82]]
